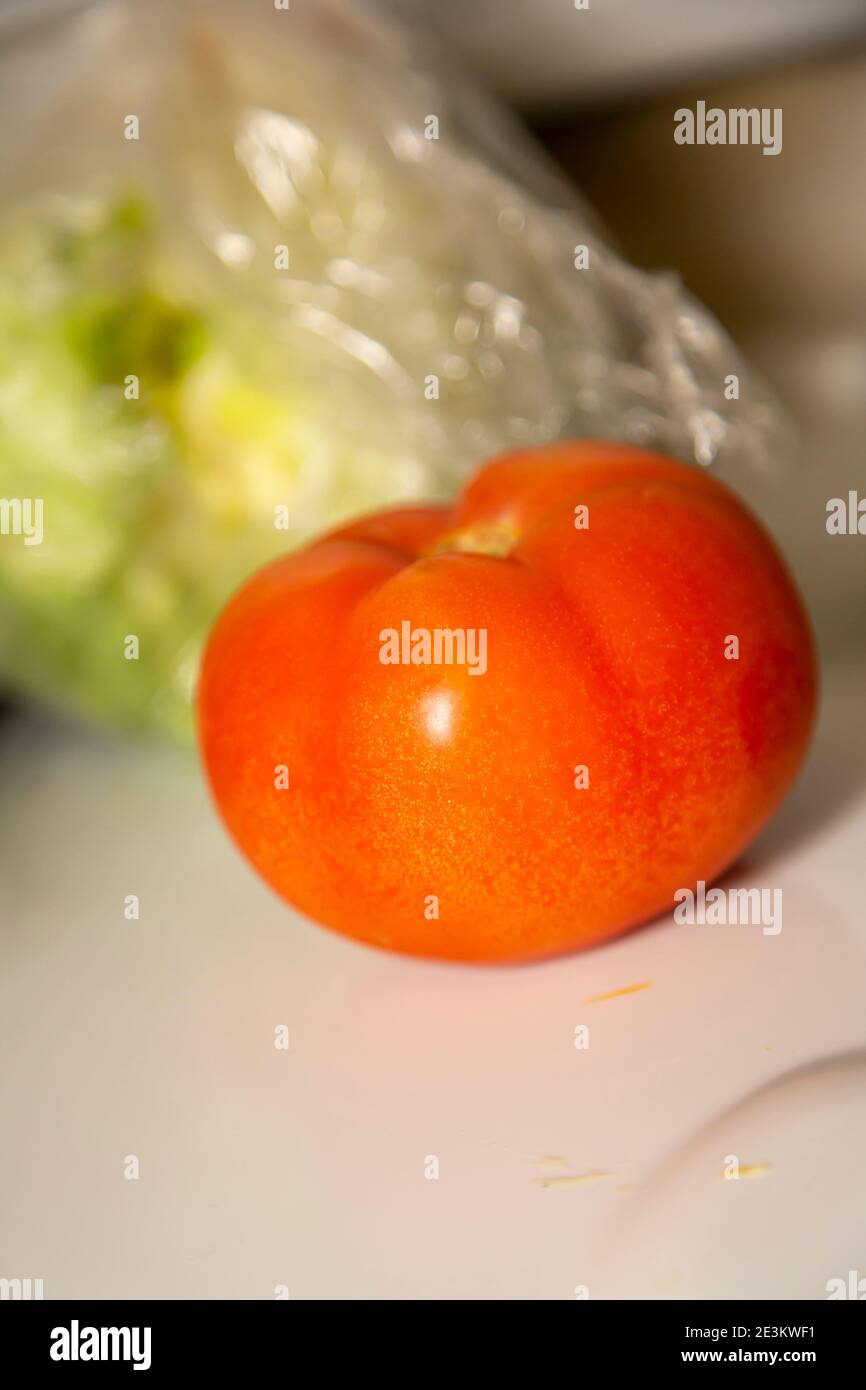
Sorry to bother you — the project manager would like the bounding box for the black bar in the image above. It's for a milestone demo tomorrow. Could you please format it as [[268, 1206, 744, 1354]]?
[[2, 1297, 862, 1374]]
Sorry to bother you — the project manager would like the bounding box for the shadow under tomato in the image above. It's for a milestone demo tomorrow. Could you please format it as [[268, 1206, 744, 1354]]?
[[747, 652, 866, 870]]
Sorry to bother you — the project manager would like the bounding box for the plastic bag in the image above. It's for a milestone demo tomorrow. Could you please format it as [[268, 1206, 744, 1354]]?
[[0, 0, 788, 739]]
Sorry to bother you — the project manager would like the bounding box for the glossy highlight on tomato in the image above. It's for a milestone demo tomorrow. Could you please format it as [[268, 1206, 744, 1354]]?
[[198, 441, 817, 962]]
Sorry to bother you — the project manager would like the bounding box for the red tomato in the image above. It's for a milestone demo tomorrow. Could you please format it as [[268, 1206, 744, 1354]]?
[[199, 442, 817, 962]]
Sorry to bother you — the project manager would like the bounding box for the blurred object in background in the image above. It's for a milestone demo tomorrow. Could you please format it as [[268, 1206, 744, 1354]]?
[[0, 0, 786, 741], [535, 48, 866, 661], [411, 0, 866, 110]]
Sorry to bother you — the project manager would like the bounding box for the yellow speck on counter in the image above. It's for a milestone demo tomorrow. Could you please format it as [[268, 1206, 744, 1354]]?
[[533, 1170, 613, 1190], [584, 981, 652, 1004], [533, 1155, 570, 1171], [722, 1162, 773, 1180]]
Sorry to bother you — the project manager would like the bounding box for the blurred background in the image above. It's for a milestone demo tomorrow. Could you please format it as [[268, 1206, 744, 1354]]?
[[1, 0, 864, 1300], [2, 0, 865, 737]]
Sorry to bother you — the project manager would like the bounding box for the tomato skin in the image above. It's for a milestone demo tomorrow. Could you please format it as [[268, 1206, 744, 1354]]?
[[198, 442, 817, 962]]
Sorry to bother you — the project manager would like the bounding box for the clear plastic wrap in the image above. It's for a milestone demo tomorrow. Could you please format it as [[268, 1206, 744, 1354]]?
[[0, 0, 789, 738]]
